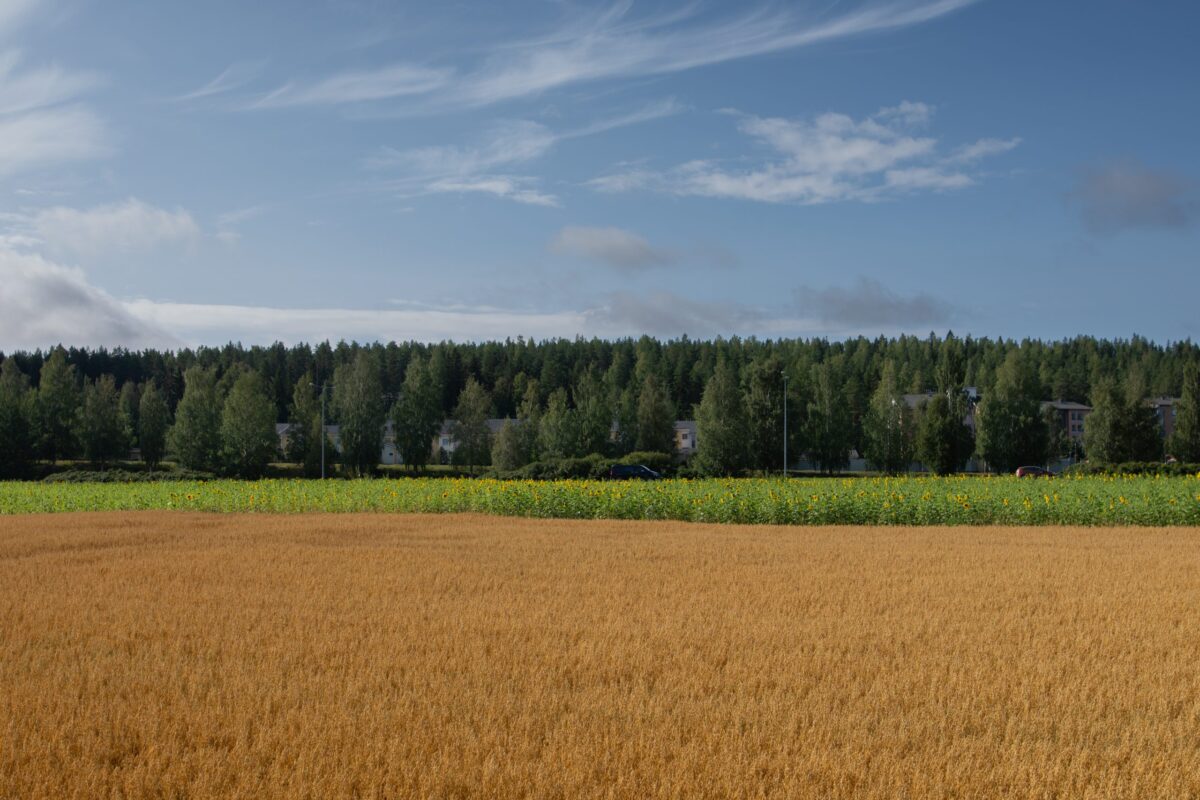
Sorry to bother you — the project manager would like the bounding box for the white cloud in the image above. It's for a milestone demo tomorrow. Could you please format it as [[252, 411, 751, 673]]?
[[367, 99, 680, 206], [23, 198, 200, 256], [0, 50, 109, 177], [426, 176, 560, 207], [549, 225, 675, 270], [175, 61, 266, 102], [590, 103, 1014, 204], [945, 137, 1022, 164], [0, 0, 37, 38], [253, 64, 451, 108], [251, 1, 977, 112], [0, 247, 178, 350]]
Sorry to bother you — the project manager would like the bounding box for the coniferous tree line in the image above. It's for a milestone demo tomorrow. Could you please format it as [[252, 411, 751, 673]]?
[[1, 333, 1198, 477]]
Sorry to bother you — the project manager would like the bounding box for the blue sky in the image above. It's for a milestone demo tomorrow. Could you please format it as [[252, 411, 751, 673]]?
[[1, 0, 1197, 349]]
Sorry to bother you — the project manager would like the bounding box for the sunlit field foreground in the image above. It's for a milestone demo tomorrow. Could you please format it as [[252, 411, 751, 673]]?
[[2, 514, 1199, 798], [4, 474, 1200, 524]]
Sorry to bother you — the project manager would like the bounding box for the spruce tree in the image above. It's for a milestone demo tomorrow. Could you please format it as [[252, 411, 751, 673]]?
[[0, 359, 35, 478]]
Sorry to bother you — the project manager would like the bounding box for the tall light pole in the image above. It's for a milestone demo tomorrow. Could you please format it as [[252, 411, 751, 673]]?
[[782, 371, 789, 478], [310, 381, 332, 479]]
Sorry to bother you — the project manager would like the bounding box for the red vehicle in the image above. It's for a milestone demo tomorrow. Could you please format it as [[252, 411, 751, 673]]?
[[1015, 466, 1053, 478]]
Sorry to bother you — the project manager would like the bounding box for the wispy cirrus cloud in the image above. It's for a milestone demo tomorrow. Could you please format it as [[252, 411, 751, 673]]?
[[367, 98, 680, 206], [175, 61, 267, 102], [0, 51, 109, 177], [247, 0, 978, 112], [589, 103, 1018, 204]]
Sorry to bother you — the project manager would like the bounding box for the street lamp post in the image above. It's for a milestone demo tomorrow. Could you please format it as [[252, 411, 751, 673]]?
[[782, 371, 789, 478], [310, 381, 332, 479]]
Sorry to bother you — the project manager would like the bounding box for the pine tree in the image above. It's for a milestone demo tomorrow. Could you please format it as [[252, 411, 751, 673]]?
[[138, 381, 171, 471], [220, 371, 278, 478], [862, 361, 913, 474], [169, 366, 223, 472], [0, 359, 35, 478], [78, 375, 129, 469], [333, 352, 386, 477], [694, 359, 750, 475], [450, 377, 493, 472], [392, 355, 442, 471], [35, 348, 79, 463]]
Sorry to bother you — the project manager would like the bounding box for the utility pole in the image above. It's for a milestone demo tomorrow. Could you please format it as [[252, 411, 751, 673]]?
[[782, 371, 789, 478]]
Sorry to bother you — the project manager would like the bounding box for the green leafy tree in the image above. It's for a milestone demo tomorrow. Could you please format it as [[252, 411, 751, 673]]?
[[517, 379, 542, 463], [1083, 379, 1162, 464], [804, 363, 851, 473], [915, 392, 974, 475], [138, 381, 171, 471], [35, 348, 79, 463], [862, 361, 913, 474], [450, 377, 493, 471], [169, 366, 223, 472], [220, 371, 278, 478], [745, 355, 785, 473], [1169, 362, 1200, 461], [573, 368, 611, 456], [120, 381, 140, 448], [976, 351, 1049, 473], [392, 355, 442, 471], [333, 352, 386, 477], [285, 375, 317, 465], [491, 419, 528, 471], [694, 359, 750, 475], [0, 359, 36, 478], [78, 375, 130, 469], [635, 373, 675, 454], [538, 388, 577, 460]]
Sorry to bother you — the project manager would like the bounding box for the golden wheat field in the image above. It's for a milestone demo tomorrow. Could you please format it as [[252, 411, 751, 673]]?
[[2, 514, 1199, 799]]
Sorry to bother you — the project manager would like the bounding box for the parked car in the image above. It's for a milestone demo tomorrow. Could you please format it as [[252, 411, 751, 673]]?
[[1015, 466, 1053, 478], [609, 464, 662, 480]]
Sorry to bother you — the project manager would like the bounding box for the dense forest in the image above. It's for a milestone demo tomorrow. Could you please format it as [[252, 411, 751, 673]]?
[[2, 334, 1196, 421], [1, 334, 1199, 479]]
